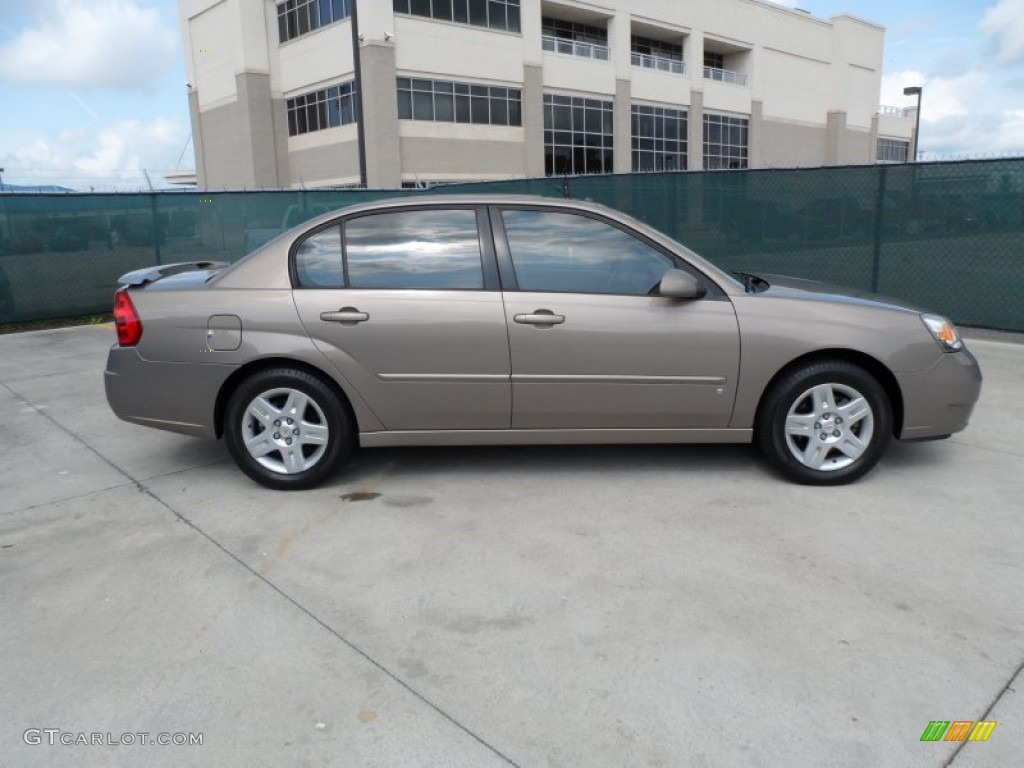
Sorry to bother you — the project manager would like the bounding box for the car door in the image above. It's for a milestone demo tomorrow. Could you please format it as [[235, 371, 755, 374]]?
[[291, 206, 511, 431], [494, 206, 740, 430]]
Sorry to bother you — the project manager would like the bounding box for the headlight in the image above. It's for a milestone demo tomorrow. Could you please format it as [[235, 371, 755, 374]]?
[[921, 314, 963, 352]]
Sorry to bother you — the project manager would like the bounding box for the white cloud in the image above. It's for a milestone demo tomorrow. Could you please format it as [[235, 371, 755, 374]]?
[[991, 109, 1024, 151], [880, 69, 987, 122], [878, 67, 1024, 158], [76, 117, 182, 178], [0, 0, 176, 89], [1, 117, 189, 190], [979, 0, 1024, 64]]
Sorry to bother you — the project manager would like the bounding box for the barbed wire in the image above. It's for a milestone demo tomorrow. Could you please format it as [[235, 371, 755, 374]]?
[[3, 153, 1024, 193], [0, 167, 195, 193], [919, 151, 1024, 162]]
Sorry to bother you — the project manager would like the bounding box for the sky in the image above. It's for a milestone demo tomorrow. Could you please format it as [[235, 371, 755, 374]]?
[[0, 0, 1021, 190]]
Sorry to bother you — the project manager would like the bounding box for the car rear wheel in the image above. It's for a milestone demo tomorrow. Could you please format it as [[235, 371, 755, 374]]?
[[756, 360, 892, 485], [224, 368, 353, 490]]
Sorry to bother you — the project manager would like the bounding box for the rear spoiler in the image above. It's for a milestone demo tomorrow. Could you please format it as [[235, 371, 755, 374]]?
[[117, 261, 230, 287]]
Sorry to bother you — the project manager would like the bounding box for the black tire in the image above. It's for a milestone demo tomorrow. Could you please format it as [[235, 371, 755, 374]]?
[[755, 360, 892, 485], [224, 368, 354, 490]]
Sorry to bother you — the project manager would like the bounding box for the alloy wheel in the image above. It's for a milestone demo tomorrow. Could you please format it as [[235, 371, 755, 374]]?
[[783, 382, 875, 472], [241, 387, 330, 475]]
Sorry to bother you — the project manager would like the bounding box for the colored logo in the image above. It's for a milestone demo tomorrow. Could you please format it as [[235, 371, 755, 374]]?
[[920, 721, 997, 742]]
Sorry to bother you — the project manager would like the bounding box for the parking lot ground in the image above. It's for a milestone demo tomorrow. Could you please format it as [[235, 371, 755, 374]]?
[[1, 324, 1021, 768]]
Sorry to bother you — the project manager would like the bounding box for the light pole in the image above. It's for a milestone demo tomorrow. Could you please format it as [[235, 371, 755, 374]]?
[[903, 86, 923, 162], [348, 1, 367, 187]]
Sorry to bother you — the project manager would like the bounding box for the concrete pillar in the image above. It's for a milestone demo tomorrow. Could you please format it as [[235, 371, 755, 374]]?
[[869, 113, 880, 164], [271, 97, 291, 185], [609, 8, 631, 69], [749, 100, 764, 168], [614, 78, 632, 174], [359, 40, 402, 188], [236, 72, 282, 188], [688, 33, 705, 87], [688, 89, 704, 171], [523, 64, 546, 178], [609, 8, 632, 175], [187, 89, 207, 188], [825, 110, 846, 166]]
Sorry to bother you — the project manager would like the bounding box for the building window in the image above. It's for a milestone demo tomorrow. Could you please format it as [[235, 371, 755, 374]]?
[[542, 17, 609, 60], [632, 105, 687, 172], [277, 0, 351, 44], [286, 81, 357, 137], [703, 113, 748, 170], [703, 49, 748, 86], [704, 51, 724, 70], [393, 0, 521, 34], [631, 36, 684, 74], [397, 78, 522, 126], [877, 137, 910, 163], [543, 94, 613, 176]]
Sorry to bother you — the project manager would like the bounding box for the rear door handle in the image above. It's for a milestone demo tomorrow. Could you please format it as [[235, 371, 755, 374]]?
[[513, 310, 565, 327], [320, 307, 369, 324]]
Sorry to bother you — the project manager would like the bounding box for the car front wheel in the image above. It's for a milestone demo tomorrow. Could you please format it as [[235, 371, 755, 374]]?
[[756, 360, 892, 485], [224, 368, 353, 490]]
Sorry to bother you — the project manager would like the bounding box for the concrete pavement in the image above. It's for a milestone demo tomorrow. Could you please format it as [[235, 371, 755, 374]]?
[[1, 325, 1021, 767]]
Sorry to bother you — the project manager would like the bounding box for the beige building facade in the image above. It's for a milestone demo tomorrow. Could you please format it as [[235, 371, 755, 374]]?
[[178, 0, 916, 189]]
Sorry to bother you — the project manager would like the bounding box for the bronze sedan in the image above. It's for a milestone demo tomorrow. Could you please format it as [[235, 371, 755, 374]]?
[[105, 195, 981, 489]]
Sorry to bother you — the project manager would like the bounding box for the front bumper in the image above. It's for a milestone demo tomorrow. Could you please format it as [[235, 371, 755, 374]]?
[[896, 346, 982, 440], [104, 345, 237, 439]]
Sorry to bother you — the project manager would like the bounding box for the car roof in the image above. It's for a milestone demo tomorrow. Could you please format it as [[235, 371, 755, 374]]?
[[299, 194, 621, 226]]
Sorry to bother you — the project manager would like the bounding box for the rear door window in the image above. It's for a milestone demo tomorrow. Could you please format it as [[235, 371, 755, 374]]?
[[344, 209, 484, 289]]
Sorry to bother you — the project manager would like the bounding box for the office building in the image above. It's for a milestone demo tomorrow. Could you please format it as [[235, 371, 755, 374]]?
[[178, 0, 917, 189]]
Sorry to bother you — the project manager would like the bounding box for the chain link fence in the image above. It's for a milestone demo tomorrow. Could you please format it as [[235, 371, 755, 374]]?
[[0, 159, 1021, 330]]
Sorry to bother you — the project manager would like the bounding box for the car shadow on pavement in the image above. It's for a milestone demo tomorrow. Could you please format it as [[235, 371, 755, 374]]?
[[878, 439, 952, 470], [143, 434, 961, 488], [336, 442, 765, 485]]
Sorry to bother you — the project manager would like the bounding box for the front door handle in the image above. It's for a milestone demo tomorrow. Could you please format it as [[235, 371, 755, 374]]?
[[513, 309, 565, 327], [320, 307, 369, 325]]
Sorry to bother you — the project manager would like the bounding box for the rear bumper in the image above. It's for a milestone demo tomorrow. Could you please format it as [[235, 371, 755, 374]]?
[[104, 345, 236, 439], [896, 347, 982, 440]]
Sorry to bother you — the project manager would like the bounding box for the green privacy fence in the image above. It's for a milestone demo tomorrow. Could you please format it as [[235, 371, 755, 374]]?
[[0, 158, 1022, 330]]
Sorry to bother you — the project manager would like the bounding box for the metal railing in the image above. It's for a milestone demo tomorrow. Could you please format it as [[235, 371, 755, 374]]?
[[631, 52, 685, 75], [878, 105, 912, 117], [703, 66, 747, 86], [542, 34, 610, 61]]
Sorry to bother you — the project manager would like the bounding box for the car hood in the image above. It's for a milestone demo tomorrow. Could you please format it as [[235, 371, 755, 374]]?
[[755, 274, 927, 314]]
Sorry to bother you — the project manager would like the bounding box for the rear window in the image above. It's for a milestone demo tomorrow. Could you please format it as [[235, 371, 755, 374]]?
[[294, 226, 343, 288]]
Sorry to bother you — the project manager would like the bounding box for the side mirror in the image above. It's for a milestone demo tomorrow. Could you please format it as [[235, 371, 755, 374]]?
[[658, 269, 706, 299]]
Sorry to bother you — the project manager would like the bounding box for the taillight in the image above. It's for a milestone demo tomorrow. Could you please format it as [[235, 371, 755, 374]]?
[[113, 289, 143, 346]]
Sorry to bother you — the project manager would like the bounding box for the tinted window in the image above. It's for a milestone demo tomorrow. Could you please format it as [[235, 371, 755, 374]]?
[[295, 226, 344, 287], [345, 209, 483, 289], [502, 210, 673, 295]]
